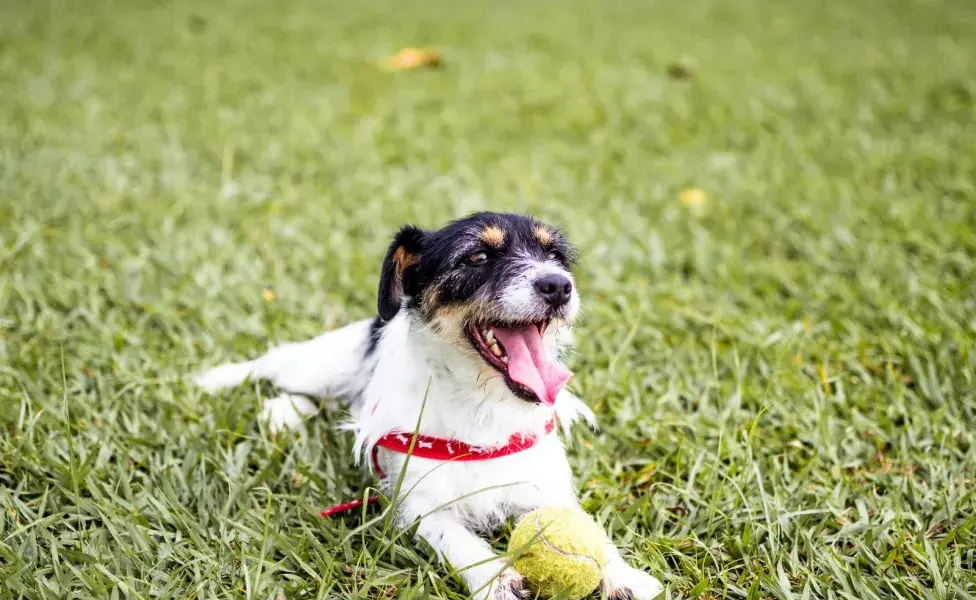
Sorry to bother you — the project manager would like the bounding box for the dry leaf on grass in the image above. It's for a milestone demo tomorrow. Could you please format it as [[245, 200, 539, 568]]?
[[380, 47, 443, 71], [679, 187, 708, 207]]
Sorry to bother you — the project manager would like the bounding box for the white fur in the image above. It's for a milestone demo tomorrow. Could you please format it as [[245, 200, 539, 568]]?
[[604, 553, 665, 600], [260, 393, 319, 433], [194, 319, 374, 397], [195, 311, 661, 600], [498, 260, 581, 323]]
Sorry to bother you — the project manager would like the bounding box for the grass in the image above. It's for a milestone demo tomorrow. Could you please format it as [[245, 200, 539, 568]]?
[[1, 0, 975, 597]]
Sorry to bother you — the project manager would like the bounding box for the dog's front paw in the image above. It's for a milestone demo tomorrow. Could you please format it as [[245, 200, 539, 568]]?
[[482, 569, 529, 600], [603, 560, 663, 600], [259, 393, 318, 433]]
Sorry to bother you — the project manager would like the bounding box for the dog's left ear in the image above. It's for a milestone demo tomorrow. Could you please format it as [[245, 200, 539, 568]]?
[[378, 225, 425, 321]]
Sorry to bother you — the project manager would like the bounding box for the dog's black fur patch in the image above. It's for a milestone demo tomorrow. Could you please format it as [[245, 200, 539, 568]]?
[[377, 225, 424, 321], [364, 316, 385, 357], [376, 212, 576, 322]]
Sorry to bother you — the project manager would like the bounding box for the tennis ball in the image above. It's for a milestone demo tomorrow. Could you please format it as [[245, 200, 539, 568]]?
[[508, 507, 608, 599]]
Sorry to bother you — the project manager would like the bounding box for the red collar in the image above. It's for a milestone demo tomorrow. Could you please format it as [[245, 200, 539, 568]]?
[[320, 417, 556, 518], [375, 417, 557, 463]]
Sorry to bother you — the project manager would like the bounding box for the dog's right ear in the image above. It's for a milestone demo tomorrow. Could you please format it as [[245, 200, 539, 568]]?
[[377, 225, 425, 321]]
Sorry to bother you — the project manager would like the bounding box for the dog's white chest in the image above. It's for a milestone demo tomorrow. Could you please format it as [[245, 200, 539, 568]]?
[[378, 435, 577, 527]]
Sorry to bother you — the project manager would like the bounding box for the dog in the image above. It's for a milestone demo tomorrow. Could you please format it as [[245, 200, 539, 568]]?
[[195, 212, 663, 600]]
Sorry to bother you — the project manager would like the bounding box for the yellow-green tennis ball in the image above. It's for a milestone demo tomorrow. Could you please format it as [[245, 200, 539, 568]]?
[[508, 507, 608, 599]]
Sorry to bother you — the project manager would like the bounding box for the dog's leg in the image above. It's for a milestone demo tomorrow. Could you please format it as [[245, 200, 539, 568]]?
[[414, 513, 528, 600], [602, 545, 663, 600], [257, 393, 320, 433], [195, 318, 375, 397]]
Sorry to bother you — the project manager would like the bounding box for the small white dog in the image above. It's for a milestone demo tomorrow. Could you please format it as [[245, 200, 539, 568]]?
[[196, 212, 663, 600]]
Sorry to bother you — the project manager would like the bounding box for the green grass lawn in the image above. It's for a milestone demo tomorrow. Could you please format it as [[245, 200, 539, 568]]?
[[2, 0, 975, 597]]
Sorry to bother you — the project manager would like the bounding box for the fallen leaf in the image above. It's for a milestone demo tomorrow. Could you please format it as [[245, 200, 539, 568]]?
[[381, 47, 443, 71], [261, 289, 277, 303], [679, 188, 707, 207]]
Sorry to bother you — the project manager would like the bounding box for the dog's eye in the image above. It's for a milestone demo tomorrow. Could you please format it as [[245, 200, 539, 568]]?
[[468, 252, 488, 265], [547, 250, 563, 262]]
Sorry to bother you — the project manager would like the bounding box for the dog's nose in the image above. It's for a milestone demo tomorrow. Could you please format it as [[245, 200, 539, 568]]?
[[534, 274, 573, 307]]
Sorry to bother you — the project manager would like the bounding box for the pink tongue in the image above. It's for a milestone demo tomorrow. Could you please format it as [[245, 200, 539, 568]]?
[[492, 325, 572, 405]]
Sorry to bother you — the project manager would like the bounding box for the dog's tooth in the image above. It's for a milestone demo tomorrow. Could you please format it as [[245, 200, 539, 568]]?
[[501, 356, 509, 364], [490, 343, 503, 357], [485, 329, 495, 342]]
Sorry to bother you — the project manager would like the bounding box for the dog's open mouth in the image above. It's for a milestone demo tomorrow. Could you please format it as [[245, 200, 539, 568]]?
[[466, 320, 572, 405]]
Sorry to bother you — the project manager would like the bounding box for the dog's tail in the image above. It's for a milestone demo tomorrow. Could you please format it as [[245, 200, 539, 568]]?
[[194, 317, 377, 399]]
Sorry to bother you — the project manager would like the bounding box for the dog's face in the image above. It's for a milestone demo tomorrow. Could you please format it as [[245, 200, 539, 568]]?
[[377, 212, 580, 405]]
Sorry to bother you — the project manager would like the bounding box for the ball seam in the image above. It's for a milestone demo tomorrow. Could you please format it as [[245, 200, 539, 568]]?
[[532, 510, 602, 569]]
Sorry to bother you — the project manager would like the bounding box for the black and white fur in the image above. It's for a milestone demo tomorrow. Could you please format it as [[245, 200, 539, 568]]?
[[196, 213, 663, 600]]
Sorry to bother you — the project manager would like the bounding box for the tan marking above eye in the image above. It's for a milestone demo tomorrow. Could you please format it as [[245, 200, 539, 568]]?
[[480, 225, 505, 247], [533, 226, 554, 245]]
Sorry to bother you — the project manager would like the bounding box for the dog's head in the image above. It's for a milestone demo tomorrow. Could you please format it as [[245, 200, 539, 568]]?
[[377, 212, 580, 405]]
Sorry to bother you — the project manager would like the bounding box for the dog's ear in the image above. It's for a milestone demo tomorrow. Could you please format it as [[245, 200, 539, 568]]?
[[378, 225, 425, 321]]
